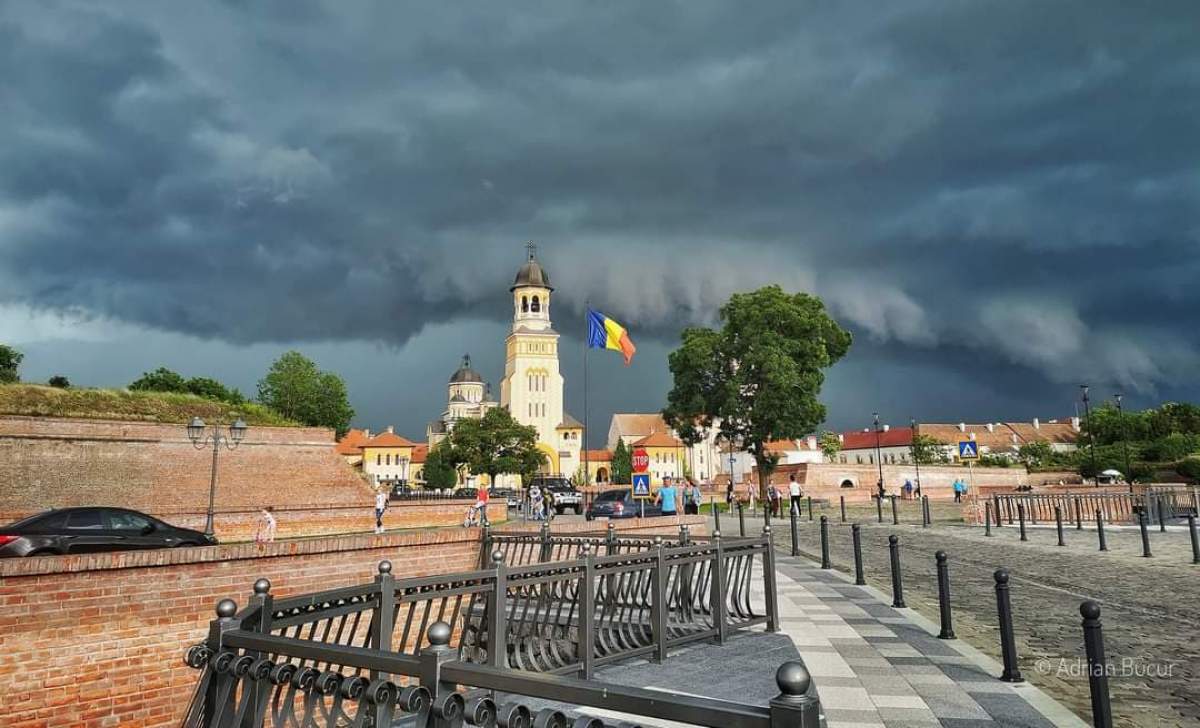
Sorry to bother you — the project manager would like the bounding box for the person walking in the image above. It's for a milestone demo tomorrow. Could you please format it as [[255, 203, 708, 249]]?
[[768, 481, 781, 517], [788, 473, 803, 516], [952, 479, 963, 503], [473, 484, 490, 526], [255, 506, 277, 544], [682, 479, 699, 515], [903, 479, 914, 500], [529, 482, 544, 521], [656, 476, 679, 517], [374, 489, 388, 534]]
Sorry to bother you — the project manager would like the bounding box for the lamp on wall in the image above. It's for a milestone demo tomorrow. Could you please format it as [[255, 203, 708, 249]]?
[[187, 416, 249, 538]]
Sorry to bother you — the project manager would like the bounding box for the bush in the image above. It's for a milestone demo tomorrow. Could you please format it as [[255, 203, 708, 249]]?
[[1174, 458, 1200, 481], [48, 375, 70, 389]]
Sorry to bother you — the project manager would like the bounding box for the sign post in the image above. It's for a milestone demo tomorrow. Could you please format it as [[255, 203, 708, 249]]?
[[632, 447, 651, 518], [959, 439, 979, 506]]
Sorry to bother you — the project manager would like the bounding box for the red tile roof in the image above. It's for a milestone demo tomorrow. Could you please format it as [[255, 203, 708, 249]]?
[[410, 445, 429, 464], [583, 449, 612, 462], [362, 432, 416, 448], [335, 428, 369, 455], [633, 432, 684, 448], [840, 427, 914, 450]]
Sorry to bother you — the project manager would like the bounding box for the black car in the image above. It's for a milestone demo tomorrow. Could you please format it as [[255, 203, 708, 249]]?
[[0, 507, 218, 557], [452, 488, 477, 499], [585, 488, 662, 520]]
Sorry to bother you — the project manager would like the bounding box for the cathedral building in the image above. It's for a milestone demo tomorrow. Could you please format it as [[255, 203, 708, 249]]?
[[426, 245, 583, 483]]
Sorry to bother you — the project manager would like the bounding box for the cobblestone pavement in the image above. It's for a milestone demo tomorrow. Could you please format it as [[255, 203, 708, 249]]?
[[759, 511, 1200, 727]]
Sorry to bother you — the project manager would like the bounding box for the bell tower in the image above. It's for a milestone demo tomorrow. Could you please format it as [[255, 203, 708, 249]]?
[[500, 243, 565, 474]]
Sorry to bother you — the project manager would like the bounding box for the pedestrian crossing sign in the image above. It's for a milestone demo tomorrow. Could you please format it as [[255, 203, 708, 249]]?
[[958, 440, 979, 460], [632, 473, 652, 499]]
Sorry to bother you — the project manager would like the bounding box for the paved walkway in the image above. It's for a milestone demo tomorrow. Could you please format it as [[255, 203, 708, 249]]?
[[765, 555, 1082, 728]]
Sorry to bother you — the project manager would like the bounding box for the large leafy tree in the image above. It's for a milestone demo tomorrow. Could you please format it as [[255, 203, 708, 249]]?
[[422, 444, 459, 490], [0, 344, 21, 383], [663, 286, 851, 497], [446, 408, 546, 485], [257, 351, 355, 436], [910, 434, 950, 465], [818, 431, 841, 461], [611, 440, 632, 484]]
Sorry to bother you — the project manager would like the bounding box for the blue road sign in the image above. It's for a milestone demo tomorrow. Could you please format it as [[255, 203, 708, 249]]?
[[632, 473, 652, 499], [958, 440, 979, 460]]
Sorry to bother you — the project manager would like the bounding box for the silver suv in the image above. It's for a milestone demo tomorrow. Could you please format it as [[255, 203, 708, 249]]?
[[532, 477, 583, 515]]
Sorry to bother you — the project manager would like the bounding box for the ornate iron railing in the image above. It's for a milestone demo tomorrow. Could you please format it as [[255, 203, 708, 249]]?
[[181, 528, 809, 727], [182, 619, 821, 728]]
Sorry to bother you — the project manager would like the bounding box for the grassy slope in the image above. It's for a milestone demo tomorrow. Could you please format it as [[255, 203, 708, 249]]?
[[0, 384, 299, 427]]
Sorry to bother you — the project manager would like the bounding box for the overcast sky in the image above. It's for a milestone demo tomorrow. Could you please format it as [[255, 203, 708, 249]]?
[[2, 1, 1198, 445]]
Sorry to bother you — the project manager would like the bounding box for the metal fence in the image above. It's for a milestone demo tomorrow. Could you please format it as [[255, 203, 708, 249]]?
[[993, 489, 1198, 527], [181, 529, 810, 728]]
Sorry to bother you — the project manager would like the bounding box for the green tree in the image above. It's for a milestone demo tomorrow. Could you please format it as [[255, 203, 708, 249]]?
[[48, 375, 70, 389], [422, 444, 459, 490], [129, 367, 188, 393], [662, 286, 852, 498], [1017, 441, 1053, 468], [818, 431, 841, 461], [611, 440, 632, 484], [0, 344, 22, 384], [446, 408, 546, 486], [911, 434, 950, 465], [185, 376, 245, 404], [257, 351, 355, 436]]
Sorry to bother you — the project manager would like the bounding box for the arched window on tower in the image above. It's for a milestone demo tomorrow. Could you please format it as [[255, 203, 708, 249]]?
[[521, 296, 529, 313], [531, 295, 540, 313]]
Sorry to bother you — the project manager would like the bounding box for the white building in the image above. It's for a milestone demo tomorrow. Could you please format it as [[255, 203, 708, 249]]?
[[607, 413, 724, 481]]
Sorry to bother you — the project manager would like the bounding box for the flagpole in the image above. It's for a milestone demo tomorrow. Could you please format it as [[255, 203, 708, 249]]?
[[583, 303, 589, 488]]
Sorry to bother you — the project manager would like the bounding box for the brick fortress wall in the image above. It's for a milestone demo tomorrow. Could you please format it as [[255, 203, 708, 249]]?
[[0, 415, 384, 540], [0, 517, 704, 728]]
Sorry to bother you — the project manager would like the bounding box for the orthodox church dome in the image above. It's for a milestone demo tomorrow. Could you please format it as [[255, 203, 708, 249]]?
[[449, 354, 484, 384], [511, 245, 552, 291]]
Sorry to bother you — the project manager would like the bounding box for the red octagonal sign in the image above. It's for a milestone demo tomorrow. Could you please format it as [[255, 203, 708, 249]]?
[[632, 447, 650, 473]]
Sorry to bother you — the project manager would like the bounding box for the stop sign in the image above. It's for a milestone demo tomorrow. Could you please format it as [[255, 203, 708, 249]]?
[[632, 447, 649, 473]]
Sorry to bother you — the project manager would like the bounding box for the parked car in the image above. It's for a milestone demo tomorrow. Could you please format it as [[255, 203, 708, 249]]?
[[0, 507, 218, 557], [530, 477, 583, 515], [489, 488, 519, 508], [585, 488, 662, 520]]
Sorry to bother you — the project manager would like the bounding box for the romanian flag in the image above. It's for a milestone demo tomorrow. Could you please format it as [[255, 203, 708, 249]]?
[[587, 309, 636, 365]]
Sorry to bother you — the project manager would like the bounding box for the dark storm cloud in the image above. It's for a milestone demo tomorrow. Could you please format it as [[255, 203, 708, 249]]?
[[2, 0, 1199, 422]]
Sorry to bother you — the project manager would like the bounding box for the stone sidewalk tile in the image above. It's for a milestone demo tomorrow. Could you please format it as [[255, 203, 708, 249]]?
[[765, 555, 1086, 727]]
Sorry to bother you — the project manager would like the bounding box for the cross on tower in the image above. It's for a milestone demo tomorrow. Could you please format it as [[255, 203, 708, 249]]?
[[525, 241, 537, 261]]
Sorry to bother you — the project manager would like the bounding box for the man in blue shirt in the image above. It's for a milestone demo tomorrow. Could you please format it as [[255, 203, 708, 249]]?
[[656, 477, 679, 516]]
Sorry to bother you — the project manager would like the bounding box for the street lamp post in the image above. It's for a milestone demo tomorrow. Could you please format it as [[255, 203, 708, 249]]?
[[873, 413, 885, 499], [911, 418, 922, 497], [1115, 393, 1133, 494], [188, 416, 248, 538], [1080, 385, 1098, 487]]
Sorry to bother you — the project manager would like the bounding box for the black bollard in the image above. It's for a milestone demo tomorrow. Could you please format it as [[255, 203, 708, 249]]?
[[1188, 514, 1199, 565], [891, 495, 899, 525], [985, 502, 993, 537], [852, 524, 865, 585], [993, 569, 1023, 682], [713, 496, 721, 533], [1074, 496, 1083, 530], [994, 495, 1003, 528], [840, 495, 846, 523], [807, 495, 814, 522], [1096, 510, 1107, 552], [1156, 493, 1167, 533], [923, 495, 932, 528], [935, 551, 955, 639], [738, 501, 746, 537], [1080, 601, 1113, 728], [790, 504, 799, 558], [1017, 503, 1028, 541], [1138, 509, 1152, 558], [876, 495, 883, 523], [820, 516, 831, 569], [1055, 505, 1065, 546], [887, 535, 906, 608]]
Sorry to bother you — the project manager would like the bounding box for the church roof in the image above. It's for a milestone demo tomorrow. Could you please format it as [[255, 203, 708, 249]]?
[[511, 246, 553, 291], [556, 413, 583, 429], [449, 354, 484, 384]]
